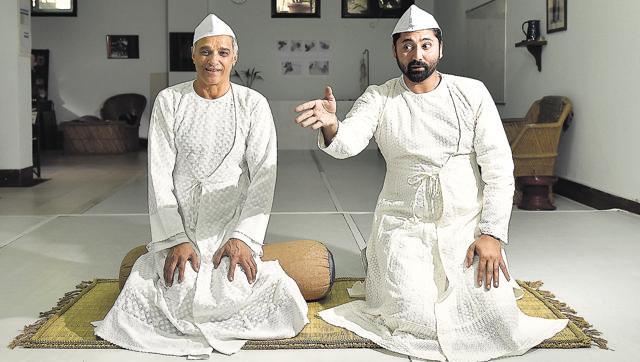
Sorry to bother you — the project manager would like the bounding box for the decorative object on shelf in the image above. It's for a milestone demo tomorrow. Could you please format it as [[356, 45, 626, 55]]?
[[342, 0, 414, 18], [232, 68, 264, 88], [515, 39, 547, 72], [522, 19, 541, 40], [31, 0, 77, 17], [272, 0, 320, 18], [169, 32, 196, 72], [547, 0, 567, 33], [106, 35, 139, 59]]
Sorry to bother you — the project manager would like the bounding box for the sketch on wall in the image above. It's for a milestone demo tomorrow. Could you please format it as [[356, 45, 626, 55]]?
[[464, 0, 506, 104], [308, 61, 329, 75], [281, 61, 302, 75], [276, 40, 330, 76]]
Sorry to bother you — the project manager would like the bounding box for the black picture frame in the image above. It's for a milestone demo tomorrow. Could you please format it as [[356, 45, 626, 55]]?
[[342, 0, 414, 18], [169, 32, 196, 72], [272, 0, 320, 18], [31, 0, 77, 17], [547, 0, 567, 33], [106, 35, 140, 59]]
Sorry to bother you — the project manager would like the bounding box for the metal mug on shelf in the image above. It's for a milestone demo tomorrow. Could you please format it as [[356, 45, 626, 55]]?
[[522, 20, 541, 41]]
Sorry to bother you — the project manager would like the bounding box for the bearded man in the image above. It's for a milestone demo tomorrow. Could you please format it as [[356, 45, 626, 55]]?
[[294, 5, 566, 361]]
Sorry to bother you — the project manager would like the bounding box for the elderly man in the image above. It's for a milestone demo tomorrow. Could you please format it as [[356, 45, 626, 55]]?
[[295, 5, 567, 361], [95, 14, 308, 357]]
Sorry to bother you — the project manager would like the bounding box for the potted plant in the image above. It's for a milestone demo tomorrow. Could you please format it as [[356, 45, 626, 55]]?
[[232, 67, 263, 89]]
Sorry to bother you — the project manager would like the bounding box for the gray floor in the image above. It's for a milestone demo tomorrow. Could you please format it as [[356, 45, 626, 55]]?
[[0, 150, 637, 361]]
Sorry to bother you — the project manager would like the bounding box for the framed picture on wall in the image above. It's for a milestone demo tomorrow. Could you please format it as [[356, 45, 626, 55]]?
[[547, 0, 567, 33], [342, 0, 370, 18], [342, 0, 414, 19], [106, 35, 139, 59], [31, 0, 77, 17], [169, 32, 196, 72], [272, 0, 320, 18]]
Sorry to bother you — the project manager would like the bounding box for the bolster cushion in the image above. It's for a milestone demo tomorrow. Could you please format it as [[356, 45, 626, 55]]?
[[119, 239, 335, 301]]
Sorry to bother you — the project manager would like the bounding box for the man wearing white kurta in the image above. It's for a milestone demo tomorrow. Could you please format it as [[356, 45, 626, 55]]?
[[295, 5, 567, 362], [95, 14, 308, 357]]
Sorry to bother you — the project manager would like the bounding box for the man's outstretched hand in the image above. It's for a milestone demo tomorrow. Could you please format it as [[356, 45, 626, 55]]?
[[294, 85, 338, 130], [213, 238, 257, 283], [164, 242, 200, 287]]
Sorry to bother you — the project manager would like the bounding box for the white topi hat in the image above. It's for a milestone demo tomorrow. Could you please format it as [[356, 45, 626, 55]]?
[[392, 5, 441, 35], [193, 13, 236, 46]]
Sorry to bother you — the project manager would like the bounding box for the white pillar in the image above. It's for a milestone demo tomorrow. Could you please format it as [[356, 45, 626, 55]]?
[[0, 0, 33, 186]]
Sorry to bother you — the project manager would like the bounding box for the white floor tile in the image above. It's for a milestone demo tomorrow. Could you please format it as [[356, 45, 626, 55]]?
[[315, 150, 386, 212], [84, 175, 149, 214], [0, 215, 52, 247], [1, 150, 637, 361], [273, 151, 336, 212]]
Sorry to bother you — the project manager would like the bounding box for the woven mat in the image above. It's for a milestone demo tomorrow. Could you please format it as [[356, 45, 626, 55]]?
[[10, 278, 607, 350]]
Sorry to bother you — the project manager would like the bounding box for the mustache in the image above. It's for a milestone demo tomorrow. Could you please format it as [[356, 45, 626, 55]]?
[[407, 60, 429, 69]]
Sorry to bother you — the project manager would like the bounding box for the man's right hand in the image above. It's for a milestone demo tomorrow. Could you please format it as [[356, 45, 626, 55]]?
[[294, 86, 339, 143], [164, 242, 200, 287]]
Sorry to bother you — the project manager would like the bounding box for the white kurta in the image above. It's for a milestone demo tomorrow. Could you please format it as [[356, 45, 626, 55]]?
[[318, 74, 567, 361], [95, 81, 308, 357]]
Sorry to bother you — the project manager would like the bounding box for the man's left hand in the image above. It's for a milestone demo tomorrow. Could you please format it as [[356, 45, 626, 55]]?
[[465, 235, 511, 290], [213, 238, 257, 283]]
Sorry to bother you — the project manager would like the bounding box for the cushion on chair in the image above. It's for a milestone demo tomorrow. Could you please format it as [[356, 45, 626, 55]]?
[[537, 96, 564, 123], [119, 239, 335, 301], [100, 93, 147, 127]]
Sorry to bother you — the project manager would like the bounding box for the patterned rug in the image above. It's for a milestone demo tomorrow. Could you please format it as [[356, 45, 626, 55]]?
[[9, 278, 607, 350]]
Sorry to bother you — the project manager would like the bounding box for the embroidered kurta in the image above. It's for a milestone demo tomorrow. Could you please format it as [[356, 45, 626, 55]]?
[[318, 74, 567, 361], [95, 81, 308, 357]]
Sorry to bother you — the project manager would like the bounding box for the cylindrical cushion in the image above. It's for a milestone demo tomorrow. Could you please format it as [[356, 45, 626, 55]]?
[[262, 239, 335, 301], [118, 239, 335, 301]]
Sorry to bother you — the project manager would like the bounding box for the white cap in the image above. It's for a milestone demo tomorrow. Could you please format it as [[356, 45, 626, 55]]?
[[193, 13, 236, 46], [392, 5, 441, 35]]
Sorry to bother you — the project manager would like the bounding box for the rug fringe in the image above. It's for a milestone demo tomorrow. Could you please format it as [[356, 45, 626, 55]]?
[[522, 280, 610, 350], [8, 280, 95, 349]]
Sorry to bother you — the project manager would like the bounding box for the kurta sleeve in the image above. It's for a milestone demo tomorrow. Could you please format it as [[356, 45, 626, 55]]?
[[473, 83, 515, 244], [318, 85, 385, 159], [229, 97, 277, 257], [146, 91, 188, 252]]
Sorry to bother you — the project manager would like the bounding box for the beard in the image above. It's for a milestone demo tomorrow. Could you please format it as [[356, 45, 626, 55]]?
[[397, 58, 438, 83]]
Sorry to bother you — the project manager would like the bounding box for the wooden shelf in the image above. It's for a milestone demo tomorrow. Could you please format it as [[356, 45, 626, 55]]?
[[515, 39, 547, 72]]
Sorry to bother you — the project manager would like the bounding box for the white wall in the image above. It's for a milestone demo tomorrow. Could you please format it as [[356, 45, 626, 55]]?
[[31, 0, 168, 137], [0, 0, 32, 170], [435, 0, 640, 202], [196, 0, 432, 149], [30, 0, 435, 147], [201, 0, 433, 101]]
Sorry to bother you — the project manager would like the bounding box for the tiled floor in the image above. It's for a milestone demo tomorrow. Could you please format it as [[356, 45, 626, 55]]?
[[1, 150, 637, 361]]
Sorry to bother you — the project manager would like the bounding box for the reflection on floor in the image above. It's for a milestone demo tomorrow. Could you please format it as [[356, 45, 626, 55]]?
[[1, 150, 636, 361]]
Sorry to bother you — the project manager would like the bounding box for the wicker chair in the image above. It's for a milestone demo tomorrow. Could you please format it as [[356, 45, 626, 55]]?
[[502, 96, 573, 210], [62, 93, 146, 154]]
